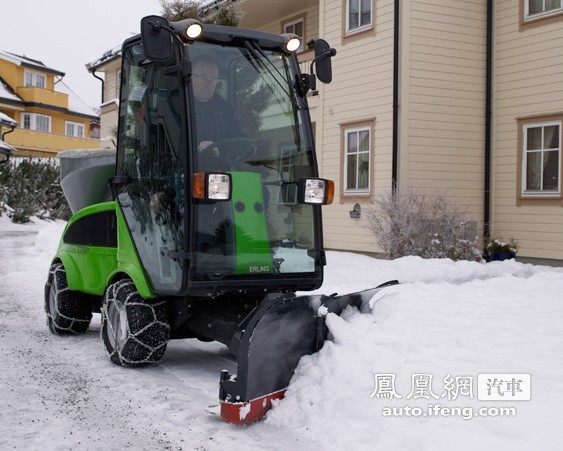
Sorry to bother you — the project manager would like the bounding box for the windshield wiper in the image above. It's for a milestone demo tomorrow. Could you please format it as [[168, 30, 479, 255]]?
[[243, 41, 292, 99], [242, 41, 303, 151]]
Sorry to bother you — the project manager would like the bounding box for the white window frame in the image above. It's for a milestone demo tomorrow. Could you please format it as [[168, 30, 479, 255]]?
[[116, 70, 122, 98], [65, 121, 85, 138], [346, 0, 373, 33], [284, 18, 305, 52], [21, 112, 51, 133], [521, 120, 561, 196], [23, 69, 46, 89], [524, 0, 563, 20], [344, 126, 371, 194]]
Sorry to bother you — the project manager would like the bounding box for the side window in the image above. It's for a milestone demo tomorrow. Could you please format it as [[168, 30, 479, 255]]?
[[345, 0, 374, 34], [21, 113, 51, 132], [22, 113, 31, 129], [116, 70, 121, 98], [525, 0, 562, 18], [116, 43, 185, 293], [63, 211, 117, 247], [521, 0, 563, 29], [66, 121, 85, 138], [342, 121, 374, 197], [24, 70, 46, 89], [518, 116, 562, 204]]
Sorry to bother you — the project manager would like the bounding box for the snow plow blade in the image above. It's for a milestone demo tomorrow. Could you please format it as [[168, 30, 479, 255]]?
[[219, 281, 398, 425]]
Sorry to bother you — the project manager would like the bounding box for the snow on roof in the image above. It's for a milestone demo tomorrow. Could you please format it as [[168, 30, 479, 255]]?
[[0, 77, 23, 105], [0, 111, 17, 127], [86, 44, 122, 72], [0, 139, 16, 156], [55, 80, 99, 119], [0, 50, 65, 76], [201, 0, 231, 12]]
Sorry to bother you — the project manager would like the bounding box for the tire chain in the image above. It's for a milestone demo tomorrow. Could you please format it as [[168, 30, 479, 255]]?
[[46, 263, 92, 334], [101, 279, 170, 366]]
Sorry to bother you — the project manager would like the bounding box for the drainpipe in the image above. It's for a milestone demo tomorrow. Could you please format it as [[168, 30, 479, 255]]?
[[2, 124, 16, 141], [91, 71, 105, 104], [484, 0, 493, 242], [392, 0, 400, 192]]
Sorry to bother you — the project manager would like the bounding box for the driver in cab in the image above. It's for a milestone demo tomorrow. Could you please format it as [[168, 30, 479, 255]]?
[[191, 54, 248, 169], [151, 55, 250, 215]]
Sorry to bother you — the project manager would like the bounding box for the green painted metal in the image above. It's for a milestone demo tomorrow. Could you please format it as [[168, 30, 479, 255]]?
[[230, 172, 274, 275], [52, 201, 156, 299], [113, 203, 156, 298]]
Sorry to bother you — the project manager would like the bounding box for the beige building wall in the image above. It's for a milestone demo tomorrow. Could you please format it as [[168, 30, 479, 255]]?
[[320, 0, 395, 252], [493, 1, 563, 259], [103, 62, 121, 102], [99, 59, 121, 148], [240, 3, 319, 41], [320, 0, 486, 253], [399, 0, 487, 229]]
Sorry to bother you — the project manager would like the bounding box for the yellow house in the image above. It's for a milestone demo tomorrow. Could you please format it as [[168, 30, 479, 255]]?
[[88, 0, 563, 263], [0, 51, 99, 157]]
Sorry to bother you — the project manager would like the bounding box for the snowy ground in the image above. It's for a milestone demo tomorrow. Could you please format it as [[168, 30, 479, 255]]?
[[1, 215, 562, 450]]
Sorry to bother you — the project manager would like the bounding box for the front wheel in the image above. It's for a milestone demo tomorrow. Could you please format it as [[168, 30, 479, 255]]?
[[45, 263, 92, 335], [100, 279, 170, 367]]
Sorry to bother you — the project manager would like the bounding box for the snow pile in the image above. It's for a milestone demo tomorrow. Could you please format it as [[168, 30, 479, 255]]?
[[1, 221, 562, 450], [267, 252, 563, 450], [0, 214, 48, 233]]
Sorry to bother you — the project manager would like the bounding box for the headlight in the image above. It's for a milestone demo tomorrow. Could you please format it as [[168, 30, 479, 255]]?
[[298, 178, 334, 205], [193, 172, 232, 201]]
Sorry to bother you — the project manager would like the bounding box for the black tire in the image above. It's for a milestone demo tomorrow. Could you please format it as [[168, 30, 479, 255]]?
[[100, 279, 170, 367], [44, 263, 93, 335]]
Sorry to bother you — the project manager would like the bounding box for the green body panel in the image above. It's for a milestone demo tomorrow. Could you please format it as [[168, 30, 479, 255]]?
[[114, 204, 156, 298], [58, 244, 117, 295], [53, 201, 156, 299], [231, 172, 273, 275]]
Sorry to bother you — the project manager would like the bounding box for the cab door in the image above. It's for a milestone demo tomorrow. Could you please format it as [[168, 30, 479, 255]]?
[[115, 42, 186, 294]]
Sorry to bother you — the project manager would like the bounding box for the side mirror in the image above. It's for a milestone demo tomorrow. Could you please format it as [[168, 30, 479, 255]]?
[[314, 39, 336, 85], [297, 39, 336, 95], [140, 15, 173, 62]]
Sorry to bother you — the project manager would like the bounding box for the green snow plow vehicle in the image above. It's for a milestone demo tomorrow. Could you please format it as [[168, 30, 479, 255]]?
[[45, 16, 395, 424]]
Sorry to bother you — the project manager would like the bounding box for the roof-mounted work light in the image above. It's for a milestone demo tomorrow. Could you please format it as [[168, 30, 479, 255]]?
[[171, 18, 203, 40], [282, 34, 301, 52]]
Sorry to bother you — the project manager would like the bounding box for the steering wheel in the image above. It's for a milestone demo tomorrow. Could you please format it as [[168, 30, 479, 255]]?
[[200, 137, 256, 164]]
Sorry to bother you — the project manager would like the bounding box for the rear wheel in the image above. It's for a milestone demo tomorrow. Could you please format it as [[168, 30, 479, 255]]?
[[44, 263, 93, 335], [100, 279, 170, 367]]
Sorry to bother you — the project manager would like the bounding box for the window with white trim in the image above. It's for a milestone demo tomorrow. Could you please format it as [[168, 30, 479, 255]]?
[[522, 121, 561, 195], [66, 121, 85, 138], [284, 18, 305, 52], [24, 70, 46, 89], [525, 0, 562, 19], [21, 113, 51, 132], [115, 70, 122, 98], [344, 126, 371, 193], [347, 0, 373, 33]]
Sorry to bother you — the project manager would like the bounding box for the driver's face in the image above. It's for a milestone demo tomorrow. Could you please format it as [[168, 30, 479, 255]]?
[[192, 62, 219, 103]]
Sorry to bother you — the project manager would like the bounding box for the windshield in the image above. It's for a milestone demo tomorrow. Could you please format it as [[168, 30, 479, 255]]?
[[188, 41, 320, 279]]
